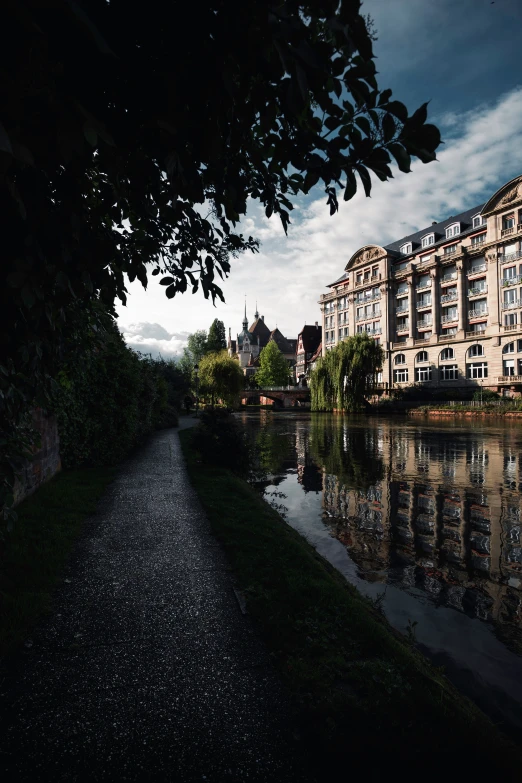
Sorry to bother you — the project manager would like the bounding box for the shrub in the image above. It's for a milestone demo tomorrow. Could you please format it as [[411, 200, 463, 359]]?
[[472, 389, 500, 402], [192, 409, 251, 475]]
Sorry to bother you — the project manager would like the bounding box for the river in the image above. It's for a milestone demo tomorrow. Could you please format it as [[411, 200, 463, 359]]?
[[239, 410, 522, 735]]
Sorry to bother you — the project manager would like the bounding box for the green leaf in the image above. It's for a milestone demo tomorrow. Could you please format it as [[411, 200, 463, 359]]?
[[343, 169, 357, 201], [355, 116, 372, 136], [382, 113, 396, 144], [160, 276, 175, 286], [355, 165, 372, 197], [385, 101, 408, 123], [165, 285, 176, 299]]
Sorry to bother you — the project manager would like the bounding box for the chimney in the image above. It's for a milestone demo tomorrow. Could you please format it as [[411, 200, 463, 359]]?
[[315, 321, 318, 328], [432, 220, 437, 225], [261, 315, 264, 322]]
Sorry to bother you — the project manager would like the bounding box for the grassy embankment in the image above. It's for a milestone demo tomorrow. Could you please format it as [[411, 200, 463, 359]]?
[[180, 427, 522, 777], [0, 468, 115, 659]]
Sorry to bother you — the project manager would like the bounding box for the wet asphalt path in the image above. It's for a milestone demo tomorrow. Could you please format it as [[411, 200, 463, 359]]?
[[0, 422, 306, 781]]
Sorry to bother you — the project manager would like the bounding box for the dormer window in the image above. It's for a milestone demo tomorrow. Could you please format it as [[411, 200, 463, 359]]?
[[400, 242, 412, 255], [472, 214, 486, 228], [421, 233, 435, 248], [446, 223, 460, 239]]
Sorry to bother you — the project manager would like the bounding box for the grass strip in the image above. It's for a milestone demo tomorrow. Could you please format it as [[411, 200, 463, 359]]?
[[0, 467, 115, 659], [180, 427, 522, 777]]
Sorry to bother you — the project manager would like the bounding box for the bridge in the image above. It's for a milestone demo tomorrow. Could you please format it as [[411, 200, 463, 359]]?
[[241, 386, 311, 407]]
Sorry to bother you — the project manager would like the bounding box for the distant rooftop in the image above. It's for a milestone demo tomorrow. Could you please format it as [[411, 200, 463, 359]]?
[[384, 203, 485, 255]]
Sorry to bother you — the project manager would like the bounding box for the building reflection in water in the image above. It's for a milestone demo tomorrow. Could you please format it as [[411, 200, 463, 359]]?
[[305, 418, 522, 652]]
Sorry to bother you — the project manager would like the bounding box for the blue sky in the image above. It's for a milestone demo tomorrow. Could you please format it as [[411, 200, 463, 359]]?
[[117, 0, 522, 358]]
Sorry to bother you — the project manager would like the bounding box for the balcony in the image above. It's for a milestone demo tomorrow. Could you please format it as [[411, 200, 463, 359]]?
[[443, 247, 459, 257], [500, 249, 522, 264], [502, 275, 522, 287], [416, 281, 431, 292], [396, 304, 409, 314], [501, 227, 515, 237], [417, 319, 433, 330], [504, 323, 520, 332], [320, 292, 337, 302], [467, 263, 487, 276], [396, 322, 410, 333], [441, 291, 458, 303], [361, 327, 382, 336], [414, 337, 431, 345], [439, 333, 455, 341], [502, 300, 520, 310], [441, 313, 458, 324], [417, 300, 432, 311], [440, 273, 458, 285], [468, 237, 486, 251], [356, 291, 381, 304], [498, 375, 522, 383], [466, 328, 487, 337], [468, 286, 488, 298], [468, 309, 488, 319], [356, 311, 381, 322]]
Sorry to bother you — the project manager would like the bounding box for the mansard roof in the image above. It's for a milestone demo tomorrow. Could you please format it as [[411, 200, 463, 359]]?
[[248, 317, 271, 347], [269, 328, 294, 354], [384, 203, 484, 255]]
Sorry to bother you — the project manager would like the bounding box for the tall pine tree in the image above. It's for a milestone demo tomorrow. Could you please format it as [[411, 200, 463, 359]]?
[[207, 319, 227, 353], [256, 341, 291, 387]]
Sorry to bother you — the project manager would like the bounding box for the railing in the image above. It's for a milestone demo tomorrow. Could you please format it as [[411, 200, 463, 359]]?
[[396, 288, 409, 297], [417, 319, 433, 328], [502, 275, 522, 287], [469, 237, 486, 249], [355, 312, 381, 322], [439, 333, 455, 341], [441, 313, 458, 323], [416, 282, 431, 291], [356, 292, 381, 303], [254, 386, 300, 391], [416, 300, 432, 310], [320, 292, 337, 302], [502, 300, 520, 310], [501, 227, 515, 237], [498, 375, 522, 383], [441, 292, 458, 303], [443, 247, 458, 257], [468, 263, 487, 275], [469, 309, 488, 318], [504, 323, 519, 332], [359, 327, 382, 336], [500, 249, 522, 264], [396, 305, 408, 313], [466, 328, 487, 337], [468, 286, 487, 297], [441, 273, 457, 283], [414, 338, 430, 345], [393, 263, 411, 276], [396, 321, 409, 332]]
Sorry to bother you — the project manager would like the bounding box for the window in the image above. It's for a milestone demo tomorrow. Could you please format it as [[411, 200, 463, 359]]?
[[446, 223, 460, 238], [416, 351, 429, 363], [505, 313, 517, 326], [395, 354, 406, 365], [503, 342, 515, 354], [472, 215, 486, 228], [468, 344, 484, 357], [471, 233, 486, 246], [442, 326, 458, 335], [503, 214, 515, 230], [421, 233, 435, 248], [356, 273, 362, 284], [443, 306, 458, 321], [444, 243, 458, 255], [503, 359, 515, 376], [400, 242, 412, 255], [440, 347, 454, 361], [518, 339, 522, 352], [372, 266, 379, 278], [504, 288, 517, 305], [394, 368, 409, 383], [469, 259, 485, 273], [503, 266, 517, 281], [415, 366, 432, 382], [440, 364, 458, 381], [467, 362, 488, 379], [397, 283, 408, 296]]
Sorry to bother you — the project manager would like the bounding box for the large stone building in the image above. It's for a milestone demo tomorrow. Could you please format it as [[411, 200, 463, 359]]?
[[319, 174, 522, 396], [228, 305, 296, 378]]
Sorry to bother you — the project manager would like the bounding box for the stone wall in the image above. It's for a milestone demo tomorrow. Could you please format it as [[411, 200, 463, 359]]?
[[13, 408, 61, 505]]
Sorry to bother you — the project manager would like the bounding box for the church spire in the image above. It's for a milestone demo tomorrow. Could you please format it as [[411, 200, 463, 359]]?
[[254, 300, 259, 320], [243, 297, 248, 329]]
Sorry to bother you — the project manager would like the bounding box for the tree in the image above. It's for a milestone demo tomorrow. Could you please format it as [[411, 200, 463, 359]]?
[[1, 1, 440, 516], [256, 342, 292, 387], [198, 351, 245, 407], [178, 330, 209, 379], [207, 319, 227, 353], [310, 334, 384, 412]]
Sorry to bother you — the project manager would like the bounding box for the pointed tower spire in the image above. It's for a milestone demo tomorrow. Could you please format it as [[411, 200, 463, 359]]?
[[242, 296, 248, 329], [254, 300, 259, 320]]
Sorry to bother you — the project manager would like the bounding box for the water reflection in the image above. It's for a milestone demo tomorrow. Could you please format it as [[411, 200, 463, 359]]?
[[241, 411, 522, 731]]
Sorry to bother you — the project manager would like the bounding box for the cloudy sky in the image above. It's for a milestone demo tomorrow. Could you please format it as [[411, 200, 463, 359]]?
[[117, 0, 522, 358]]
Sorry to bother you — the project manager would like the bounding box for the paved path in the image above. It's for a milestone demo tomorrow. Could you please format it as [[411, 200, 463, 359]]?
[[1, 425, 306, 781]]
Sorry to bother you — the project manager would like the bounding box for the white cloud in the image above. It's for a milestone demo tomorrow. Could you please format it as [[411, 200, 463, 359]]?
[[120, 322, 190, 359], [116, 87, 522, 346]]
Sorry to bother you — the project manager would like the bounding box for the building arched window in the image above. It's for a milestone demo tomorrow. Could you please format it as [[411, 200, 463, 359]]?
[[440, 347, 454, 361], [468, 344, 484, 358], [394, 353, 406, 365], [415, 351, 429, 363], [503, 342, 515, 354]]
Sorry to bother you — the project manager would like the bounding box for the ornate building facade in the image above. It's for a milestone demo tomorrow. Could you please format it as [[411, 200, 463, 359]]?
[[319, 174, 522, 395]]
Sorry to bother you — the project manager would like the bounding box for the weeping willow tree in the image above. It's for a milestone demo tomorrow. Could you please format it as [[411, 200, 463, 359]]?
[[310, 334, 384, 412]]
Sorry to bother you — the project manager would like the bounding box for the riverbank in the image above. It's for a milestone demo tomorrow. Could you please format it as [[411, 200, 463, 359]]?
[[410, 405, 522, 418], [179, 427, 522, 776], [0, 467, 116, 659]]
